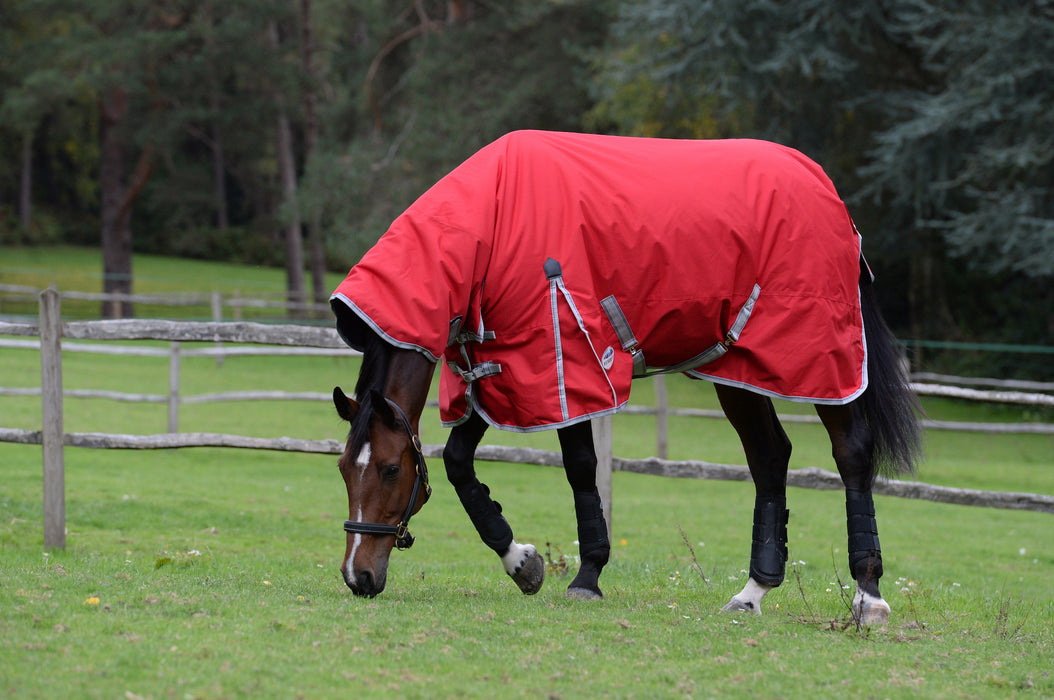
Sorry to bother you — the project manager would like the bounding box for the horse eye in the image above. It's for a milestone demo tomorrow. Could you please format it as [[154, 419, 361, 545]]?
[[382, 464, 401, 481]]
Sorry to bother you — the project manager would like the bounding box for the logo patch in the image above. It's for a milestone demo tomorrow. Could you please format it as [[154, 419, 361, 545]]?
[[601, 346, 615, 370]]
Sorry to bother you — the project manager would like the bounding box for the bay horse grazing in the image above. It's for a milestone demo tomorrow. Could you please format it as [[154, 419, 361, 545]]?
[[329, 130, 921, 625]]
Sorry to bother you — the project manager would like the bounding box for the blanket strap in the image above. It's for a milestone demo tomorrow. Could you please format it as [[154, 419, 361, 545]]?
[[446, 316, 501, 384], [448, 359, 502, 383], [602, 284, 761, 378], [598, 296, 647, 377]]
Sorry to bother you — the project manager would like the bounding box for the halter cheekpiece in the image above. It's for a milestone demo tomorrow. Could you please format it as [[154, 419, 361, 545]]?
[[342, 397, 431, 550]]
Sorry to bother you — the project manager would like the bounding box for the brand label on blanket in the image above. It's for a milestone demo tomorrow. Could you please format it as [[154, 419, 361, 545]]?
[[601, 346, 615, 371]]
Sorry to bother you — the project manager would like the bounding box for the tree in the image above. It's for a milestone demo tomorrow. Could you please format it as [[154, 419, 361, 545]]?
[[860, 1, 1054, 280], [313, 0, 611, 265], [591, 0, 1053, 348], [0, 2, 82, 237]]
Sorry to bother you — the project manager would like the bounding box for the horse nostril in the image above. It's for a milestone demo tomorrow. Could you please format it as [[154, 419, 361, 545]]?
[[356, 569, 375, 595]]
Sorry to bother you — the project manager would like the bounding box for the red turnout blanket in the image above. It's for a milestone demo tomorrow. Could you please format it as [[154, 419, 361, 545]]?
[[332, 131, 867, 431]]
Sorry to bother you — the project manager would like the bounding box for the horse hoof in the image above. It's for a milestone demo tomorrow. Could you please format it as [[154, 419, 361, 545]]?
[[509, 547, 545, 595], [853, 597, 890, 626], [566, 586, 603, 601], [721, 597, 760, 614]]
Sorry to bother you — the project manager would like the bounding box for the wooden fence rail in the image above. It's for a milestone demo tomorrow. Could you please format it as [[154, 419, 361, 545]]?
[[2, 288, 1052, 549], [3, 427, 1050, 515], [0, 283, 330, 316], [3, 338, 1051, 435]]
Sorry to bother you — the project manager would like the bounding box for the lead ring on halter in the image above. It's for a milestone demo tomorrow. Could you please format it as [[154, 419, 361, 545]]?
[[342, 397, 431, 550]]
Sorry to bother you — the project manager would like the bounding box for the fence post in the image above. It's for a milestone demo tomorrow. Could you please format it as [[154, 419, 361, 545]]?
[[39, 287, 65, 549], [591, 415, 614, 542], [168, 342, 181, 433], [654, 374, 669, 459], [211, 291, 224, 366]]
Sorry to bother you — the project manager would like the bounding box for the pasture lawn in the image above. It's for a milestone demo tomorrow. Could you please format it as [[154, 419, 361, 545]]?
[[0, 245, 349, 320], [2, 345, 1053, 698]]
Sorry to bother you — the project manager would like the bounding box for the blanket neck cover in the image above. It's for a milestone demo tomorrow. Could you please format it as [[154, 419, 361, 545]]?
[[331, 130, 867, 432]]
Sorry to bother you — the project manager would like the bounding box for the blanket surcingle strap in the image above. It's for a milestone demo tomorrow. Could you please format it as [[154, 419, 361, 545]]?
[[331, 130, 869, 432], [601, 284, 762, 378]]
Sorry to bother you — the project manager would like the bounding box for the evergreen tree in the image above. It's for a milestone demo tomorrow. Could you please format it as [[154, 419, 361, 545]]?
[[592, 0, 1053, 348]]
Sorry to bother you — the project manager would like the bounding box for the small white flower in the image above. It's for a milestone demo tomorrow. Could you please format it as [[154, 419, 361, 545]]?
[[1019, 548, 1027, 556]]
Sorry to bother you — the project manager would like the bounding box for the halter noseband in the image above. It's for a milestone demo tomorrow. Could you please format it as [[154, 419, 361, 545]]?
[[343, 397, 431, 550]]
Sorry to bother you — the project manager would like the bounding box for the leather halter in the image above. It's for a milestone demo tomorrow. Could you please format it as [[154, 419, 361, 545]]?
[[342, 397, 431, 550]]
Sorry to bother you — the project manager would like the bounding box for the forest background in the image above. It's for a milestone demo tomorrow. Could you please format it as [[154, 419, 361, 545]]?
[[1, 0, 1051, 379]]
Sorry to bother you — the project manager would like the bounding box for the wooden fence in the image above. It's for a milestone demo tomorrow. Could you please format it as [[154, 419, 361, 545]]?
[[4, 337, 1051, 438], [0, 283, 330, 318], [2, 289, 1052, 548]]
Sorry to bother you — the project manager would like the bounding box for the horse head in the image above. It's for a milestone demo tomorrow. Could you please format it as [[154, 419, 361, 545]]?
[[333, 386, 431, 597]]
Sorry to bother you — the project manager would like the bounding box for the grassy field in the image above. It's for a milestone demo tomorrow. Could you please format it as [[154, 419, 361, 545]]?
[[2, 247, 1053, 698], [0, 245, 350, 321]]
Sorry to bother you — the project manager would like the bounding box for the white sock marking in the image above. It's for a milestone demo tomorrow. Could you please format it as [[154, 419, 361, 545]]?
[[501, 541, 534, 575], [853, 587, 890, 624], [732, 577, 772, 613]]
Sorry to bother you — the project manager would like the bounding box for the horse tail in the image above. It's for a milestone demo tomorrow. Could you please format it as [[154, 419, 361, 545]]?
[[857, 270, 923, 477]]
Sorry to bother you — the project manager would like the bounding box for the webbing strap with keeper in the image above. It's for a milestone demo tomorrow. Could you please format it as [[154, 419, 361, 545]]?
[[447, 360, 501, 383], [601, 284, 761, 378]]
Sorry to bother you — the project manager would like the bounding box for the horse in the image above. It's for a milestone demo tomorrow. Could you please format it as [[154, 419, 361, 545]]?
[[328, 130, 922, 625]]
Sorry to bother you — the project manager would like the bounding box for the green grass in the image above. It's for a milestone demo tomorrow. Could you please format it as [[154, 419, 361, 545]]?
[[2, 247, 1053, 697], [0, 245, 349, 321]]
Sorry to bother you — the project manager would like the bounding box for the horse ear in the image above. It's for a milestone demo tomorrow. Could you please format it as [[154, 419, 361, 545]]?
[[333, 387, 359, 422], [369, 389, 397, 428]]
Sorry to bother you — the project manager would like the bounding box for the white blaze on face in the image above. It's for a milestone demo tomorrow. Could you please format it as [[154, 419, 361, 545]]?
[[356, 443, 371, 476], [347, 442, 372, 565]]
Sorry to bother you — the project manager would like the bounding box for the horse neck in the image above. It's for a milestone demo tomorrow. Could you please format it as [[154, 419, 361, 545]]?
[[383, 347, 435, 427]]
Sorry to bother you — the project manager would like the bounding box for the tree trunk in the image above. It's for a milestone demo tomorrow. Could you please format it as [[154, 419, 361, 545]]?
[[301, 0, 326, 308], [19, 130, 32, 231], [99, 90, 134, 319], [271, 22, 304, 315], [211, 96, 229, 230], [204, 1, 228, 231], [277, 110, 304, 313], [908, 233, 960, 367]]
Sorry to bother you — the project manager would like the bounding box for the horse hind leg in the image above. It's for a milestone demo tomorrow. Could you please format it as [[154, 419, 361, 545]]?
[[715, 384, 792, 615], [443, 412, 545, 595], [816, 402, 890, 626]]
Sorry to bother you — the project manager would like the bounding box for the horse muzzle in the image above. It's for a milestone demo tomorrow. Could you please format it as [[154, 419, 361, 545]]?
[[343, 564, 387, 598]]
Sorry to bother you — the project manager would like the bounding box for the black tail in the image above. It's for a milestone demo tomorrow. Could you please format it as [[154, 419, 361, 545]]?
[[857, 272, 923, 477]]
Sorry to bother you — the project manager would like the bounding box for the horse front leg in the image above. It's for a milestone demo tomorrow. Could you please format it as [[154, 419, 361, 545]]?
[[557, 421, 610, 600], [443, 411, 545, 594], [715, 384, 792, 614], [816, 403, 890, 625]]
